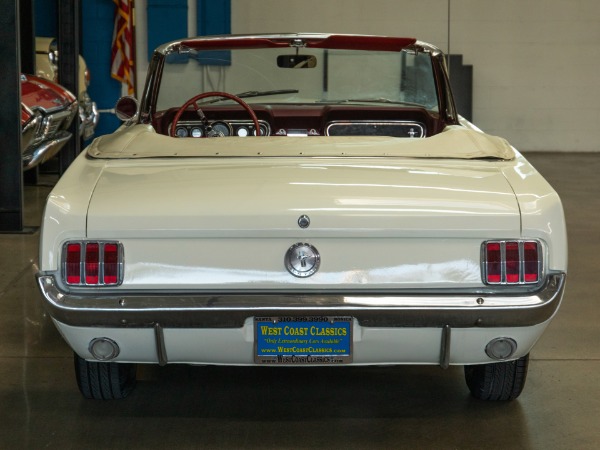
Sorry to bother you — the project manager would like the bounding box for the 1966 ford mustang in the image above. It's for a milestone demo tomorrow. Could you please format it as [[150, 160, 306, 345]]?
[[37, 33, 567, 401]]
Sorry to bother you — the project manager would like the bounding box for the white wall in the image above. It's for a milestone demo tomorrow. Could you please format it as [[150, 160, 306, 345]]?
[[450, 0, 600, 152], [135, 0, 600, 152]]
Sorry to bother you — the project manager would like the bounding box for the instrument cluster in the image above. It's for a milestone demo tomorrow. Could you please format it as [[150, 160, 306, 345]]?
[[173, 120, 271, 138]]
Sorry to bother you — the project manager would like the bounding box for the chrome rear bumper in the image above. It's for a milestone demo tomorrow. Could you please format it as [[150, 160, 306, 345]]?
[[37, 273, 565, 329]]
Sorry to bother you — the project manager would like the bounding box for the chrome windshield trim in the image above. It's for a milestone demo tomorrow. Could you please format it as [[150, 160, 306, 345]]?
[[37, 273, 565, 329]]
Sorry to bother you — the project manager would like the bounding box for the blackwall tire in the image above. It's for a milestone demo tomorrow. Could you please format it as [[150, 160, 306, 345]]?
[[464, 353, 529, 401], [74, 352, 137, 400]]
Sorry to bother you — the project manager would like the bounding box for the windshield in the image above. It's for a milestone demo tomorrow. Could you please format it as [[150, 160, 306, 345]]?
[[156, 47, 439, 111]]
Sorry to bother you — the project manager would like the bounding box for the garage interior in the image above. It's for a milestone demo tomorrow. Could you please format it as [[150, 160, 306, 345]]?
[[1, 1, 599, 448]]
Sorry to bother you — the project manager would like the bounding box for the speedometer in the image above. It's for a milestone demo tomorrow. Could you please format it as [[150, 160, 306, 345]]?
[[210, 122, 232, 137]]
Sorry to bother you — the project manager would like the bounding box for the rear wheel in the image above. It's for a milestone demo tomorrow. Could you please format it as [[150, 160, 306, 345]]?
[[74, 352, 137, 400], [464, 354, 529, 401]]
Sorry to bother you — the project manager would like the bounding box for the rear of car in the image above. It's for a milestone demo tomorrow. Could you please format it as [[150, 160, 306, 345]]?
[[37, 140, 566, 400], [36, 34, 567, 401]]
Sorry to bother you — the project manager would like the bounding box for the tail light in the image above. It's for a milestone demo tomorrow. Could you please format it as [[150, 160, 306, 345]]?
[[63, 241, 123, 286], [482, 240, 541, 285]]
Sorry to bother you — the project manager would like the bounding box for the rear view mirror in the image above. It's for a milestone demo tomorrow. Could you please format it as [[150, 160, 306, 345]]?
[[277, 54, 317, 68]]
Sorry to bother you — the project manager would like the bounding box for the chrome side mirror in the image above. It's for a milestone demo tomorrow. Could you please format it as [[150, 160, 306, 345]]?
[[115, 96, 140, 123]]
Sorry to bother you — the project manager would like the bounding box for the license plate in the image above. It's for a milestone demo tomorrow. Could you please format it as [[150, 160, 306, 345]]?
[[254, 316, 353, 364]]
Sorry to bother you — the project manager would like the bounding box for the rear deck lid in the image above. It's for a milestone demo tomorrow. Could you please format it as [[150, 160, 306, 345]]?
[[86, 157, 521, 239]]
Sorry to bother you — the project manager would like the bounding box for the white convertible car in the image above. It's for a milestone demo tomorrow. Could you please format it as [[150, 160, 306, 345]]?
[[37, 33, 567, 401]]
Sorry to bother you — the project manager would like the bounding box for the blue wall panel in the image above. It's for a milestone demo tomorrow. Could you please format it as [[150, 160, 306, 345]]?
[[82, 0, 122, 136], [147, 0, 188, 60], [196, 0, 231, 65], [197, 0, 230, 36], [34, 0, 57, 37]]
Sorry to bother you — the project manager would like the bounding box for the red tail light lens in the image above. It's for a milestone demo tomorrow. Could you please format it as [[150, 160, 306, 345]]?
[[63, 241, 122, 286], [523, 242, 539, 283], [485, 242, 501, 283], [85, 243, 99, 284], [505, 242, 520, 283], [103, 243, 119, 284], [66, 243, 81, 284], [483, 240, 541, 285]]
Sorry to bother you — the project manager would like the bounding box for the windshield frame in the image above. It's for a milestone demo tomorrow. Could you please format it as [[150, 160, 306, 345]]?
[[139, 34, 457, 126]]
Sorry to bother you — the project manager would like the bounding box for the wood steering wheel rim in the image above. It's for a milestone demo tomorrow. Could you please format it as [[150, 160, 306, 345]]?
[[169, 91, 260, 138]]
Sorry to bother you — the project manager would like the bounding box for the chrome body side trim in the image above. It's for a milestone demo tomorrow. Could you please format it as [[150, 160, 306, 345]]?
[[22, 130, 72, 170], [21, 114, 42, 152], [37, 273, 565, 329]]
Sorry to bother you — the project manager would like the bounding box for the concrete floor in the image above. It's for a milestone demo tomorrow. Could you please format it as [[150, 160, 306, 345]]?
[[0, 153, 599, 449]]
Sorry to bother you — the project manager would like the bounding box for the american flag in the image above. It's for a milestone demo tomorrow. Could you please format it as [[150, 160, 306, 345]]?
[[111, 0, 135, 95]]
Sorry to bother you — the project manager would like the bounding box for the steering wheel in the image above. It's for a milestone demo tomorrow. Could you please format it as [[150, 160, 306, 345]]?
[[169, 91, 260, 137]]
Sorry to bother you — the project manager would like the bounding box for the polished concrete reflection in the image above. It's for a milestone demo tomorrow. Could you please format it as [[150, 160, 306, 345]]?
[[1, 154, 599, 449]]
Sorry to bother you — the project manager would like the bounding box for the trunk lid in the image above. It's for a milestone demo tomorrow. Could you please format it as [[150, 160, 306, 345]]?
[[86, 157, 520, 238]]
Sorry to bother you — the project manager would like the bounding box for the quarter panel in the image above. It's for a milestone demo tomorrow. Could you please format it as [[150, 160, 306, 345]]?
[[501, 152, 568, 271], [39, 152, 106, 271]]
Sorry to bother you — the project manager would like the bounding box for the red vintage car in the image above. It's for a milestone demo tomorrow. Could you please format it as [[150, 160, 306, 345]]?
[[20, 73, 78, 170]]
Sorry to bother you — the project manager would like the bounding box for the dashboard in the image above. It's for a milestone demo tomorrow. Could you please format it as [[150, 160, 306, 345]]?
[[159, 104, 442, 138], [172, 120, 426, 138]]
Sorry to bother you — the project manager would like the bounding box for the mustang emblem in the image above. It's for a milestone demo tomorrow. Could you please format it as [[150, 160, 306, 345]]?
[[284, 243, 320, 278]]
